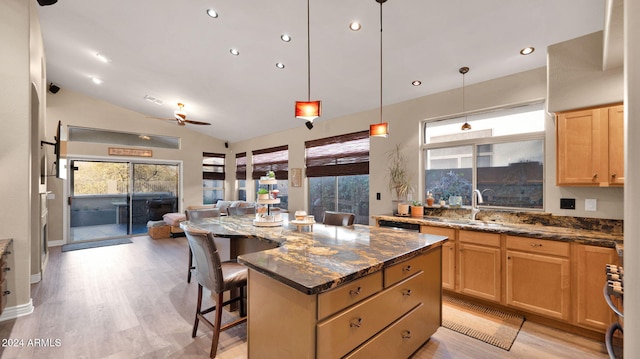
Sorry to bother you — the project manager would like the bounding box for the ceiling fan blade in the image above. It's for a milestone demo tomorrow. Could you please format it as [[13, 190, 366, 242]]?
[[146, 116, 174, 121], [184, 119, 212, 125]]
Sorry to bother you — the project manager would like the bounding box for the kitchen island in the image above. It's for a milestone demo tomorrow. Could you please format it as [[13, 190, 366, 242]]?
[[182, 215, 448, 358]]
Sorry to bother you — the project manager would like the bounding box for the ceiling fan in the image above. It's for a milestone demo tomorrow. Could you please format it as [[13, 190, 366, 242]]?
[[150, 103, 211, 126]]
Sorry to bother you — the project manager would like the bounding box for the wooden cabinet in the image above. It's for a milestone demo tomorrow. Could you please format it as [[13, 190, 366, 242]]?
[[457, 230, 501, 303], [556, 104, 624, 186], [0, 240, 11, 316], [421, 225, 456, 291], [247, 246, 442, 359], [506, 236, 571, 320], [573, 244, 619, 331]]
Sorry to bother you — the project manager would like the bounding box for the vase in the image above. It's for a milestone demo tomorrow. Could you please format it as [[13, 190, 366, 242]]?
[[397, 203, 410, 215], [410, 206, 424, 218]]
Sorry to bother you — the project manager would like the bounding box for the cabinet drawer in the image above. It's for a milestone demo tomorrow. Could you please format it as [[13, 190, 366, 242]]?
[[0, 257, 6, 284], [506, 236, 570, 257], [459, 230, 500, 247], [385, 253, 430, 287], [317, 272, 426, 359], [318, 271, 382, 320], [0, 279, 6, 315], [420, 225, 456, 239], [344, 302, 435, 359]]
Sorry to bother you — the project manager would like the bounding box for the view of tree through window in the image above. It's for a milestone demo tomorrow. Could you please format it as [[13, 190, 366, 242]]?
[[423, 103, 544, 210]]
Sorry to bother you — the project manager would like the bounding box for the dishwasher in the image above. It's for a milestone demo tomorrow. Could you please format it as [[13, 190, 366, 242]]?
[[377, 220, 420, 232]]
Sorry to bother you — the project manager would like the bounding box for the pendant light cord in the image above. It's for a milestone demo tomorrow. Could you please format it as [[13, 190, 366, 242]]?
[[307, 0, 311, 101], [379, 0, 383, 124]]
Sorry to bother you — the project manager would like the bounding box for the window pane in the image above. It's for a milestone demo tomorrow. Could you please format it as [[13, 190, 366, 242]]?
[[309, 177, 336, 221], [425, 145, 473, 205], [203, 190, 223, 205], [477, 140, 544, 209], [238, 179, 246, 201], [308, 175, 369, 225]]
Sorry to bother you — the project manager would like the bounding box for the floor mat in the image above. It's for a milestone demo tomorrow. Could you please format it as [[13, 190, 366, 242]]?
[[61, 238, 133, 252], [442, 295, 525, 351]]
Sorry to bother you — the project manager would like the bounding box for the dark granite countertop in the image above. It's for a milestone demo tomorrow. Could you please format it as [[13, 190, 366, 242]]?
[[373, 214, 623, 249], [181, 216, 447, 294]]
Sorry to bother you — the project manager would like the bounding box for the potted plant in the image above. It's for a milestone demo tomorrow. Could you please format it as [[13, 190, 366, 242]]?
[[257, 188, 270, 200], [387, 144, 414, 215], [266, 170, 275, 179], [410, 201, 424, 218]]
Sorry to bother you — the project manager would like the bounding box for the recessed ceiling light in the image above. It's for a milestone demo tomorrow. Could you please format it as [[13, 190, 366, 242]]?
[[275, 63, 285, 69], [230, 48, 239, 56], [206, 9, 218, 18], [281, 34, 291, 42], [95, 53, 111, 63], [411, 80, 422, 86], [349, 22, 361, 31], [520, 47, 535, 55], [91, 77, 103, 85]]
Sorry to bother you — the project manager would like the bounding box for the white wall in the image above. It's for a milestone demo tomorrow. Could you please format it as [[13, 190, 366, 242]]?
[[45, 89, 228, 244], [624, 0, 638, 356], [232, 66, 623, 222]]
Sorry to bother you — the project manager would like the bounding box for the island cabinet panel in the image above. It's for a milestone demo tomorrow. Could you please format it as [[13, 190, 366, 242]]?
[[573, 244, 619, 331], [457, 230, 501, 302], [506, 236, 571, 320], [421, 226, 456, 291], [247, 270, 318, 359]]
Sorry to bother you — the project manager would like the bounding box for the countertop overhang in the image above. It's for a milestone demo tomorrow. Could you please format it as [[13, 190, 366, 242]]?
[[181, 216, 448, 295]]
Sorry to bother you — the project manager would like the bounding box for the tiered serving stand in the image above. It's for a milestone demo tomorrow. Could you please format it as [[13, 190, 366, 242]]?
[[253, 178, 283, 227]]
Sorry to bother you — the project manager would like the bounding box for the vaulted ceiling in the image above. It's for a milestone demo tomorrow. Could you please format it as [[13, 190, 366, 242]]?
[[37, 0, 606, 142]]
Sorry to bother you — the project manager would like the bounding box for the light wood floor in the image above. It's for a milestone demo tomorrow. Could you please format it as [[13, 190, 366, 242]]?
[[0, 235, 610, 359]]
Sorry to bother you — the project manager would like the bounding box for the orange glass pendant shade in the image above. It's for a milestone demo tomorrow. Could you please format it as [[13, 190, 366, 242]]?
[[370, 122, 389, 137], [295, 100, 321, 121]]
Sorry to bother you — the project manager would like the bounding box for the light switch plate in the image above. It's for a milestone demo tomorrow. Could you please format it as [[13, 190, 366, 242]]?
[[585, 198, 597, 211]]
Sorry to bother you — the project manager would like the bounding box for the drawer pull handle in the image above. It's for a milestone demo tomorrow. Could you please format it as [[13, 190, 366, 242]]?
[[402, 265, 412, 272], [3, 291, 10, 296], [401, 330, 412, 339], [612, 173, 617, 178], [402, 289, 412, 297], [593, 173, 598, 179], [530, 243, 542, 247], [349, 287, 362, 296], [350, 318, 363, 328]]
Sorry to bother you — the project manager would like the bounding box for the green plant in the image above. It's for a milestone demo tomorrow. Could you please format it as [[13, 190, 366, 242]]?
[[257, 188, 269, 195], [412, 201, 422, 207], [387, 144, 414, 200], [266, 170, 275, 178]]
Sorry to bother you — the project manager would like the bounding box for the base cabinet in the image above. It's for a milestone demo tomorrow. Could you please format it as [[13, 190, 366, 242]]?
[[506, 236, 571, 320], [421, 226, 455, 291], [574, 245, 619, 331], [247, 247, 442, 359], [457, 231, 501, 303]]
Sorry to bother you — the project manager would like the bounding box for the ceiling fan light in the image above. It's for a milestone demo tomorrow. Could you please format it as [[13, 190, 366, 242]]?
[[295, 100, 321, 121], [370, 122, 389, 137]]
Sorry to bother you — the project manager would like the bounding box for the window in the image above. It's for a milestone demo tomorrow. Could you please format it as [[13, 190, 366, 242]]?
[[203, 152, 225, 205], [306, 131, 370, 224], [236, 152, 247, 201], [252, 146, 288, 210], [423, 103, 544, 210]]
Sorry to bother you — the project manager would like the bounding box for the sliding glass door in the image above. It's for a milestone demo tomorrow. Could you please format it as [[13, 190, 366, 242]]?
[[69, 160, 179, 242]]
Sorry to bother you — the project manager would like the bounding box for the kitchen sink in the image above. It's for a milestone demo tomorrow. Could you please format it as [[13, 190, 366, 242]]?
[[431, 218, 505, 228]]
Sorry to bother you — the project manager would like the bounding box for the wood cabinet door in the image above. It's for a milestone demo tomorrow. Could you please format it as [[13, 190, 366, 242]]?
[[506, 250, 570, 320], [607, 105, 624, 185], [458, 243, 501, 302], [574, 245, 618, 331], [556, 108, 603, 185], [421, 226, 456, 291]]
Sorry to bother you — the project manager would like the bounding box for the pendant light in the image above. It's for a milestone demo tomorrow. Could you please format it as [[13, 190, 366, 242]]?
[[295, 0, 321, 123], [370, 0, 389, 137], [459, 66, 471, 131]]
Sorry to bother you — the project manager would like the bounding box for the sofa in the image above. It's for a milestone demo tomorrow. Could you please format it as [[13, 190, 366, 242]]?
[[161, 200, 256, 237]]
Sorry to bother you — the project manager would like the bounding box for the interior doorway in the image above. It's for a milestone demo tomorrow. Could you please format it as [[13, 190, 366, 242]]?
[[68, 159, 179, 243]]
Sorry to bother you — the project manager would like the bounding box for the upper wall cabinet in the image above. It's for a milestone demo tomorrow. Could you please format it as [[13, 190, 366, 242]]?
[[556, 104, 624, 186]]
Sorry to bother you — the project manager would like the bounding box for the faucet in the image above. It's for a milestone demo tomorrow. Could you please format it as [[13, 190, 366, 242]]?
[[471, 189, 484, 220]]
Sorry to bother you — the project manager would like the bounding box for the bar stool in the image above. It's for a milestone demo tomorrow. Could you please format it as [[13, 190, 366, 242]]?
[[185, 208, 220, 283], [322, 211, 356, 226]]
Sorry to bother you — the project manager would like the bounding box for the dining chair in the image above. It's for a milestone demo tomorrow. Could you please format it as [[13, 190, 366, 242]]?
[[184, 227, 247, 359], [322, 211, 356, 226], [227, 206, 256, 216], [185, 208, 220, 283]]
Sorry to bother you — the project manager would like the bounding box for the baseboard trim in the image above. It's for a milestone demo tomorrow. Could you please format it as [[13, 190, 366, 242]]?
[[30, 272, 42, 284], [0, 299, 35, 323]]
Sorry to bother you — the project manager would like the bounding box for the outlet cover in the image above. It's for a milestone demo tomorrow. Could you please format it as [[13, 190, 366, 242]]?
[[585, 198, 597, 211]]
